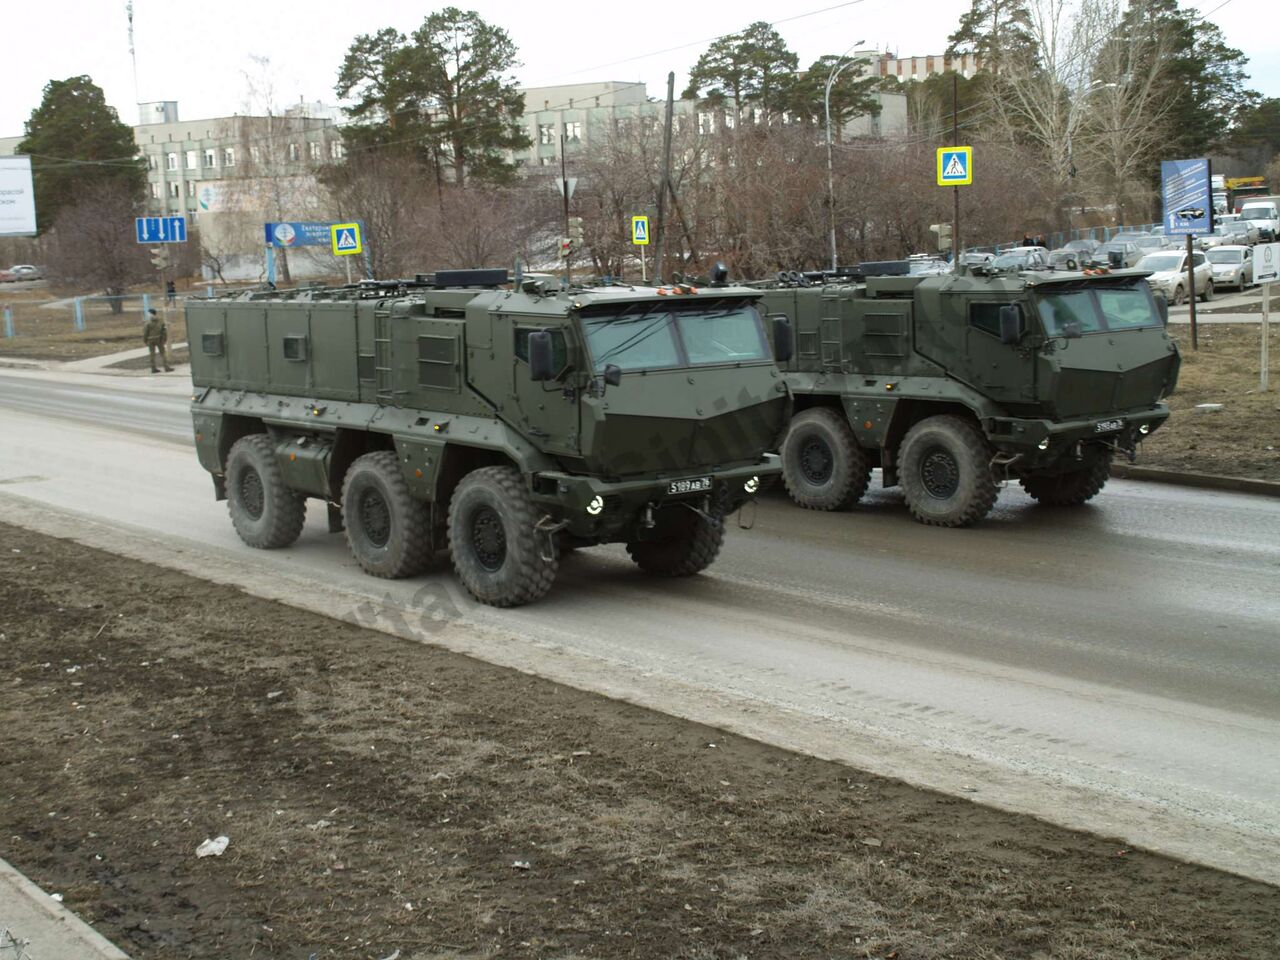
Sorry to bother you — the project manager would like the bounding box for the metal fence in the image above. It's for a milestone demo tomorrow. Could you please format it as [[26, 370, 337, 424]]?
[[0, 285, 248, 341]]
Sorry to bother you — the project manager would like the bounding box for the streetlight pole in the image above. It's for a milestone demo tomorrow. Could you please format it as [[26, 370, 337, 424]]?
[[825, 41, 864, 273]]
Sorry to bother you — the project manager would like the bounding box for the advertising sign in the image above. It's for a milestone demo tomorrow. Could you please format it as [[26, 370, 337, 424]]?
[[1255, 242, 1280, 284], [264, 221, 342, 247], [1161, 159, 1213, 236], [0, 156, 38, 237]]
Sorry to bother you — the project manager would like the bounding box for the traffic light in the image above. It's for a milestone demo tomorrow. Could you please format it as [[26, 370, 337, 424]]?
[[150, 246, 169, 271], [929, 223, 952, 252], [559, 237, 573, 259], [568, 216, 584, 252]]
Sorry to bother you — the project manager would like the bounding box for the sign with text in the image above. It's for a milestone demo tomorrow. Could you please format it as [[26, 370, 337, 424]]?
[[1161, 159, 1213, 236], [1255, 242, 1280, 284], [0, 156, 38, 236], [936, 146, 972, 186], [264, 221, 339, 247]]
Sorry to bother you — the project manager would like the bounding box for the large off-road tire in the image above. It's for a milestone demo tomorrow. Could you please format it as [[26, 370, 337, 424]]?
[[625, 507, 724, 577], [341, 451, 433, 579], [898, 415, 998, 528], [1020, 451, 1113, 507], [449, 466, 558, 607], [780, 407, 872, 510], [225, 434, 306, 549]]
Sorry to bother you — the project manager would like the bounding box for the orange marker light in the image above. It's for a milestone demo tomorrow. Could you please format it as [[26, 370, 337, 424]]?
[[863, 420, 873, 430]]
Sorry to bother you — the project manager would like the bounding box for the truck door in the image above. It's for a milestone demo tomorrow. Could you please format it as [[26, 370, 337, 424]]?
[[511, 320, 580, 457], [959, 300, 1038, 408]]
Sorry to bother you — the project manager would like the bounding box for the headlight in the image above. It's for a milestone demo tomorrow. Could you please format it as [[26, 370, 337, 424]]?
[[744, 476, 760, 494], [586, 495, 604, 516], [1037, 438, 1050, 450], [1139, 423, 1150, 435]]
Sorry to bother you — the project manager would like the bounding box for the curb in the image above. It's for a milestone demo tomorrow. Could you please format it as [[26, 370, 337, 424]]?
[[1110, 463, 1280, 497], [0, 856, 130, 959]]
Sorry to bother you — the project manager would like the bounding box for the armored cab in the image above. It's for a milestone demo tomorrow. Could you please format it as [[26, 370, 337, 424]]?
[[755, 264, 1180, 526], [186, 272, 788, 606]]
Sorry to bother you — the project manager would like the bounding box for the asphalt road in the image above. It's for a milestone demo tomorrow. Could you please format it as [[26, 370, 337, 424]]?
[[1, 369, 1278, 883]]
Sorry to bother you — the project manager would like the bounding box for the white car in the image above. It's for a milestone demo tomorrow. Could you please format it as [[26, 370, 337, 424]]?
[[1205, 245, 1253, 291], [1137, 250, 1214, 305], [993, 246, 1051, 270], [1238, 201, 1279, 242]]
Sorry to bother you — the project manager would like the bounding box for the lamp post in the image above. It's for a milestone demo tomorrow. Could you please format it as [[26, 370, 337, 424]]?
[[825, 41, 865, 272]]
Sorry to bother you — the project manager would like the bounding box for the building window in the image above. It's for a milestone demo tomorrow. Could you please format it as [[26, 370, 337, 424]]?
[[168, 181, 180, 198], [250, 145, 261, 163], [288, 142, 300, 161], [204, 149, 216, 167], [185, 180, 196, 197], [539, 156, 553, 166], [222, 148, 235, 166], [698, 113, 714, 135], [185, 150, 197, 169], [149, 182, 160, 199], [166, 152, 178, 171], [538, 123, 555, 145], [308, 140, 322, 160], [330, 140, 345, 160], [147, 155, 157, 170], [564, 121, 581, 142]]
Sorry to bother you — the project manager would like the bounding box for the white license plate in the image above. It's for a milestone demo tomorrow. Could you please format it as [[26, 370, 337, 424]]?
[[668, 477, 712, 495], [1094, 419, 1124, 433]]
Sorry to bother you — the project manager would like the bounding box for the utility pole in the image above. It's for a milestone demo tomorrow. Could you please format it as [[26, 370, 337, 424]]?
[[654, 72, 675, 286], [952, 72, 960, 266]]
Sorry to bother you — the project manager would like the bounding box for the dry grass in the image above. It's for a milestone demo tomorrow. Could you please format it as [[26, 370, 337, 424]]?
[[0, 285, 188, 361]]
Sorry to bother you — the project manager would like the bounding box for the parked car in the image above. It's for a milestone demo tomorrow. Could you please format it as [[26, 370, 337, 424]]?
[[1111, 231, 1149, 244], [1238, 200, 1280, 241], [1137, 250, 1214, 305], [1134, 237, 1167, 256], [1197, 228, 1234, 250], [959, 251, 995, 268], [906, 254, 951, 276], [1205, 245, 1253, 290], [1062, 238, 1099, 255], [1089, 240, 1143, 268], [1222, 220, 1260, 245], [0, 269, 14, 283], [6, 264, 41, 281], [992, 246, 1051, 271], [1048, 248, 1084, 270]]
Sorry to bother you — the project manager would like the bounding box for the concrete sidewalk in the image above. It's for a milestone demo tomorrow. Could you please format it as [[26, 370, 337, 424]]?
[[0, 856, 129, 959]]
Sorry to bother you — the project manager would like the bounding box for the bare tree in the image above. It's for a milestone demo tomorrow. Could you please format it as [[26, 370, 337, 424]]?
[[45, 185, 153, 309]]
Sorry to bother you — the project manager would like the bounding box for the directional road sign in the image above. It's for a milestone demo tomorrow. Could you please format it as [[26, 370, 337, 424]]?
[[1161, 159, 1213, 237], [331, 222, 363, 256], [135, 216, 187, 244], [936, 146, 973, 186], [1256, 242, 1280, 284], [631, 216, 650, 245]]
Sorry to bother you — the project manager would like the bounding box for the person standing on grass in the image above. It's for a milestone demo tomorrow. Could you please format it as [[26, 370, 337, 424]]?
[[165, 279, 176, 306], [143, 308, 174, 373]]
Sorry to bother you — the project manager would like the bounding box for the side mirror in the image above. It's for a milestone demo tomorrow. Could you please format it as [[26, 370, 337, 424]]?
[[999, 305, 1023, 345], [1155, 295, 1168, 325], [772, 316, 795, 363], [1062, 319, 1084, 339], [603, 364, 622, 387], [528, 330, 554, 381]]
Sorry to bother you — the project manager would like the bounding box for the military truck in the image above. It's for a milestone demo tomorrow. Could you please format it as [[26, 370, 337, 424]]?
[[753, 263, 1181, 526], [186, 270, 788, 606]]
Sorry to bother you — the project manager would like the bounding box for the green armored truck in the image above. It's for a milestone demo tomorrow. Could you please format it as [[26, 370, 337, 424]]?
[[187, 270, 788, 606], [754, 264, 1181, 526]]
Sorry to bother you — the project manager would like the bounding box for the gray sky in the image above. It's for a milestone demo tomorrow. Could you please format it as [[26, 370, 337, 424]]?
[[5, 0, 1276, 137]]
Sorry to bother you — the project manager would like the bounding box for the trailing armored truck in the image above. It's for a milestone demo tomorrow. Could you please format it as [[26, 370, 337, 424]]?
[[753, 263, 1181, 527], [186, 270, 788, 606]]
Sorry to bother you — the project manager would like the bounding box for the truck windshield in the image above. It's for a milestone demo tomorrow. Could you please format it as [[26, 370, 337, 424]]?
[[582, 300, 769, 372], [1037, 286, 1162, 336]]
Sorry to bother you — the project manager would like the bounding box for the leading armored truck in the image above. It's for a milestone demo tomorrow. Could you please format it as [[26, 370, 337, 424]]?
[[187, 271, 787, 606], [755, 264, 1181, 526]]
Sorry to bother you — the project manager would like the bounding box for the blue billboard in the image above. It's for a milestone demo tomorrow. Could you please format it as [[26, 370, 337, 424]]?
[[1161, 159, 1213, 237], [264, 221, 343, 247]]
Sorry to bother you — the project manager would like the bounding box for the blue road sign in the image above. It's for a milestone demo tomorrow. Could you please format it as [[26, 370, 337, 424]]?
[[263, 221, 342, 247], [1161, 159, 1213, 236], [135, 216, 187, 244]]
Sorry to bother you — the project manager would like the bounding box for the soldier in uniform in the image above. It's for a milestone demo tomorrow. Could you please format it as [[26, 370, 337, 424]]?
[[144, 308, 174, 373]]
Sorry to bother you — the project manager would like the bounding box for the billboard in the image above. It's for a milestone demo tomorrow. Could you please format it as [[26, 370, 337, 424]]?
[[0, 156, 37, 236], [1160, 158, 1213, 237]]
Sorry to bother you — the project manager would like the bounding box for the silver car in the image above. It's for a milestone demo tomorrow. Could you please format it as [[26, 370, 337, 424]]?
[[1090, 241, 1143, 268], [5, 265, 41, 281], [1138, 250, 1214, 305], [1222, 221, 1260, 245], [1205, 245, 1253, 290]]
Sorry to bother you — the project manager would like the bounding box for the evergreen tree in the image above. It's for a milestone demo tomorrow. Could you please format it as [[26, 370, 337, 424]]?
[[17, 76, 145, 231], [946, 0, 1036, 76], [683, 22, 799, 125], [336, 8, 531, 188], [785, 55, 883, 139]]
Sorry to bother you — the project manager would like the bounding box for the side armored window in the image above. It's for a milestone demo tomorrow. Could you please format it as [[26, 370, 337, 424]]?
[[514, 328, 568, 371], [969, 303, 1004, 337]]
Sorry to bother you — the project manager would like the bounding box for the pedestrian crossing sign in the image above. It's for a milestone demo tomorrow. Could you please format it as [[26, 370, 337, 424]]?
[[631, 215, 650, 245], [936, 146, 973, 186], [330, 222, 363, 256]]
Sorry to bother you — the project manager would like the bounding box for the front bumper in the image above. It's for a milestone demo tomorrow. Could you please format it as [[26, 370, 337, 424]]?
[[985, 406, 1171, 469], [531, 455, 782, 539]]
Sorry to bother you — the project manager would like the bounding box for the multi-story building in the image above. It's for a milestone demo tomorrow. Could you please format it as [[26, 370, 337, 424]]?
[[871, 51, 982, 81]]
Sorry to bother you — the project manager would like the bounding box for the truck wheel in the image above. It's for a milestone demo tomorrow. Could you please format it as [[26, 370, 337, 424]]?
[[1020, 452, 1112, 506], [449, 466, 557, 607], [225, 434, 306, 549], [898, 415, 998, 527], [626, 508, 724, 577], [342, 451, 433, 579], [780, 408, 872, 510]]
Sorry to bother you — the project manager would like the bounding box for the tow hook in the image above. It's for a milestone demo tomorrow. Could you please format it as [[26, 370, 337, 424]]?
[[990, 451, 1023, 483], [535, 515, 570, 563]]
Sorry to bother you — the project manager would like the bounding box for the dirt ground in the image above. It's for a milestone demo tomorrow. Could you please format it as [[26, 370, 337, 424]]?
[[0, 523, 1276, 959], [0, 285, 187, 361], [1141, 323, 1279, 479]]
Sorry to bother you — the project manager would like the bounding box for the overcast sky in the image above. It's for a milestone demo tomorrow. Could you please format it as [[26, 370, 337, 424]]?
[[5, 0, 1276, 137]]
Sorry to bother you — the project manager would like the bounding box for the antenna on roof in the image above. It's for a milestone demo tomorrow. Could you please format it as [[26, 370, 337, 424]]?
[[127, 2, 140, 106]]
